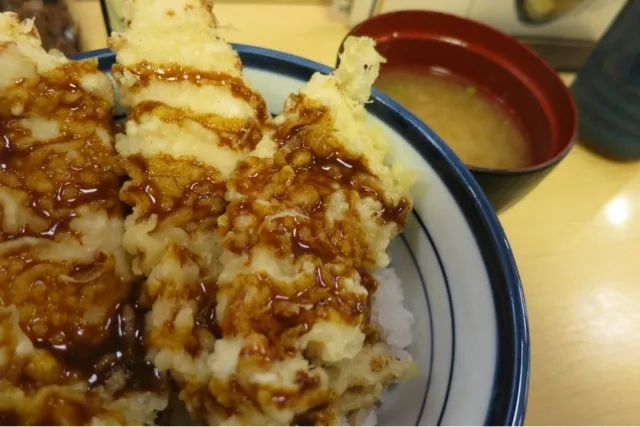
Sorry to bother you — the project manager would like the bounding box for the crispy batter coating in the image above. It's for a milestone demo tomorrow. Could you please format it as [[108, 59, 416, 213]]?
[[110, 1, 418, 424], [108, 0, 271, 421], [0, 12, 166, 425], [207, 37, 418, 425]]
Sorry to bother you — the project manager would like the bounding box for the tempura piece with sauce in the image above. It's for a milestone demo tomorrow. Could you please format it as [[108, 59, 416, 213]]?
[[107, 0, 271, 419], [0, 12, 166, 425], [209, 36, 418, 425]]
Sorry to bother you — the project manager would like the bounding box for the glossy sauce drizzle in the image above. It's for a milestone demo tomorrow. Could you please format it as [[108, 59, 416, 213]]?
[[222, 267, 370, 360], [219, 96, 409, 359], [118, 62, 268, 122], [121, 154, 227, 228], [33, 284, 163, 395], [129, 100, 264, 151], [225, 96, 411, 264], [0, 58, 163, 423], [0, 61, 122, 242]]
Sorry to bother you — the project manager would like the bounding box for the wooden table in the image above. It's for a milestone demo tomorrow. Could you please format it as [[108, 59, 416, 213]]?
[[68, 1, 640, 424]]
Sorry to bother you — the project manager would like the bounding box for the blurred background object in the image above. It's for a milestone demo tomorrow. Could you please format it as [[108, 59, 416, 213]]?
[[100, 0, 335, 35], [101, 0, 125, 33], [2, 0, 79, 55], [516, 0, 593, 24], [345, 0, 626, 71], [571, 0, 640, 159]]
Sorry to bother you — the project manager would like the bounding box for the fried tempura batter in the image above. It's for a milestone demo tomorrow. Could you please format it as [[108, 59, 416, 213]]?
[[108, 0, 271, 420], [0, 12, 167, 425], [208, 37, 418, 425], [109, 1, 416, 423]]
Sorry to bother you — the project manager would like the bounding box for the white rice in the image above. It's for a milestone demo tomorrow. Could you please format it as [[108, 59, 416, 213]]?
[[354, 406, 379, 426], [347, 267, 415, 426], [372, 268, 415, 352]]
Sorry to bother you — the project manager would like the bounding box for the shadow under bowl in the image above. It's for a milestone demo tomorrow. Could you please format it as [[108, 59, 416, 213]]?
[[339, 10, 578, 213]]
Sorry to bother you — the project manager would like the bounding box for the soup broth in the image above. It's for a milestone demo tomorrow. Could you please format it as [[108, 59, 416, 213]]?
[[375, 68, 533, 170]]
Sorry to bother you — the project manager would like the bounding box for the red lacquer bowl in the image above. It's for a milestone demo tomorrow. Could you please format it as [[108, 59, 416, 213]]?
[[339, 10, 578, 213]]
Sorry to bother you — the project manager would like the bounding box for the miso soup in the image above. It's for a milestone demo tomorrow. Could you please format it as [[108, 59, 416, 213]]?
[[375, 68, 533, 170]]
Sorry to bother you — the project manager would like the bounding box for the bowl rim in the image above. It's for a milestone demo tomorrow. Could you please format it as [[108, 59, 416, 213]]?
[[340, 8, 579, 176], [71, 44, 530, 426]]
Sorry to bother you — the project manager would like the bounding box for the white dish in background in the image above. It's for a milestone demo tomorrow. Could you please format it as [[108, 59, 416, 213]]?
[[74, 44, 530, 426]]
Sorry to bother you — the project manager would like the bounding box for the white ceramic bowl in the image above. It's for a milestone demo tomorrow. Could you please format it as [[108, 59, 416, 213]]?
[[75, 45, 530, 426]]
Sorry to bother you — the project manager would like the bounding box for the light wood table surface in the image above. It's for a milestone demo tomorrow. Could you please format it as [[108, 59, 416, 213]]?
[[69, 1, 640, 425]]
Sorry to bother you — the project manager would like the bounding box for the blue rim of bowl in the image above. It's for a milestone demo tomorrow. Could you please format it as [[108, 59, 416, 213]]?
[[72, 44, 530, 426]]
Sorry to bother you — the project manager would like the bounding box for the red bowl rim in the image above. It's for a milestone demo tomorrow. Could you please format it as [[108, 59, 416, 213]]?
[[343, 9, 579, 175]]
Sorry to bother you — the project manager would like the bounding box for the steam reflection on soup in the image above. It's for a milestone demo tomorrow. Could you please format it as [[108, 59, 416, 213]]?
[[375, 68, 533, 170]]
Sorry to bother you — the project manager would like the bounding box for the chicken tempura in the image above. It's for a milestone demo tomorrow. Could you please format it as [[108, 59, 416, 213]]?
[[208, 36, 418, 425], [108, 0, 271, 420], [0, 12, 166, 425]]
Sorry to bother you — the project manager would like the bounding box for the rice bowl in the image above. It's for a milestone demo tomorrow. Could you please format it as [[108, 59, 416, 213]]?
[[68, 41, 530, 427]]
